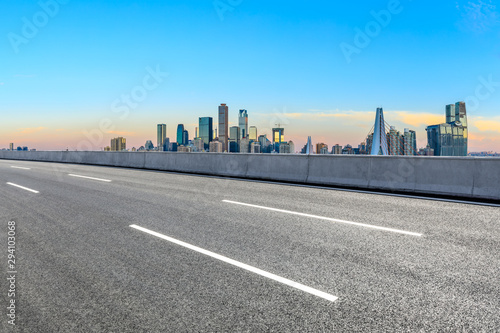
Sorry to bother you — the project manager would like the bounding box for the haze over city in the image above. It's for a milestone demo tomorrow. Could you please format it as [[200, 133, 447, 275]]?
[[1, 0, 499, 151]]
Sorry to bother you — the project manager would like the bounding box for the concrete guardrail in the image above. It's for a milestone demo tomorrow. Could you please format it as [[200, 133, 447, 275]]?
[[0, 151, 498, 201]]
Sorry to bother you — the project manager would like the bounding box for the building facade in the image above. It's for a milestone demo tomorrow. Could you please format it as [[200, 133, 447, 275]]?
[[218, 104, 229, 152], [199, 117, 213, 150], [157, 124, 166, 151]]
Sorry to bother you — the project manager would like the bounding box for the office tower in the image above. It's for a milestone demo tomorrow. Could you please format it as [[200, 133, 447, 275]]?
[[272, 127, 285, 144], [199, 117, 213, 150], [426, 102, 468, 156], [446, 104, 456, 123], [170, 142, 178, 152], [111, 137, 126, 151], [258, 135, 268, 149], [183, 130, 189, 146], [177, 124, 185, 145], [195, 127, 198, 139], [239, 137, 250, 153], [218, 104, 229, 152], [250, 142, 261, 153], [316, 143, 328, 155], [209, 140, 223, 153], [388, 126, 402, 155], [229, 126, 240, 143], [238, 109, 248, 139], [163, 138, 170, 152], [249, 126, 257, 141], [9, 143, 14, 151], [403, 129, 417, 155], [332, 144, 342, 154], [370, 108, 389, 155], [455, 101, 468, 155], [157, 124, 166, 151]]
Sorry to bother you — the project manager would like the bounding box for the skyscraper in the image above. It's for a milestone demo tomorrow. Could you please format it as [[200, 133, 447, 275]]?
[[111, 137, 126, 151], [238, 109, 248, 139], [272, 127, 285, 144], [446, 104, 455, 123], [199, 117, 213, 150], [403, 129, 417, 155], [426, 102, 468, 156], [9, 143, 14, 151], [229, 126, 240, 152], [388, 126, 402, 155], [183, 130, 189, 146], [249, 126, 257, 141], [177, 124, 185, 145], [218, 104, 229, 152], [157, 124, 166, 151]]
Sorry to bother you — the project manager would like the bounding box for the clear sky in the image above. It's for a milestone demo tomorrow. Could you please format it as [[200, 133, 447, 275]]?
[[1, 0, 499, 152]]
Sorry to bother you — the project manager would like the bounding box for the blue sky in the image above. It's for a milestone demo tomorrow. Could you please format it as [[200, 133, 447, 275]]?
[[1, 0, 499, 151]]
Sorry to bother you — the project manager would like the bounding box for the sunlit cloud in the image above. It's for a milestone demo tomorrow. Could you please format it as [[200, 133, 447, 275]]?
[[473, 119, 500, 133], [391, 111, 443, 127], [17, 127, 46, 134], [106, 130, 136, 136]]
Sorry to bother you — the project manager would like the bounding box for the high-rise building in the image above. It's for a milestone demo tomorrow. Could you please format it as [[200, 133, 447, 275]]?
[[183, 130, 189, 146], [249, 126, 257, 141], [332, 144, 342, 154], [279, 141, 294, 154], [163, 138, 170, 152], [238, 109, 248, 139], [157, 124, 166, 151], [426, 102, 468, 156], [111, 137, 126, 151], [199, 117, 213, 150], [388, 126, 402, 155], [446, 104, 456, 123], [177, 124, 185, 145], [403, 129, 417, 155], [195, 127, 198, 139], [316, 143, 328, 155], [272, 127, 285, 144], [229, 126, 240, 142], [218, 104, 229, 152], [455, 101, 468, 149], [9, 143, 14, 151]]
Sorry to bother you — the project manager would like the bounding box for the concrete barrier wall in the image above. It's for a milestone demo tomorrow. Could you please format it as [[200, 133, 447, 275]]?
[[1, 151, 498, 201]]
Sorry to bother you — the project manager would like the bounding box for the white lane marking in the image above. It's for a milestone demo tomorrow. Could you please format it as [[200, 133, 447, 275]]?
[[10, 166, 31, 170], [223, 200, 423, 237], [68, 174, 112, 182], [130, 224, 338, 302], [6, 182, 39, 194]]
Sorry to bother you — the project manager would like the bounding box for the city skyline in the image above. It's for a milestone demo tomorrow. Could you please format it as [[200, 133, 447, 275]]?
[[1, 1, 499, 152]]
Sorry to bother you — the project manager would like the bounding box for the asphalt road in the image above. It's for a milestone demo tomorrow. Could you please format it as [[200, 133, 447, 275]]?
[[0, 159, 499, 332]]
